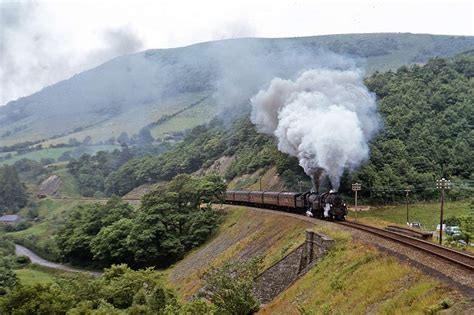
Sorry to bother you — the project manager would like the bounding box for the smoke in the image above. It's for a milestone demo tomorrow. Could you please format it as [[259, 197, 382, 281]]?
[[250, 68, 380, 190], [209, 39, 361, 121]]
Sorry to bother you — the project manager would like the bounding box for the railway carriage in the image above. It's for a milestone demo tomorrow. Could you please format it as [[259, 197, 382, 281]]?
[[263, 192, 280, 207], [224, 189, 347, 220], [249, 191, 264, 204], [234, 191, 251, 204], [277, 192, 301, 210]]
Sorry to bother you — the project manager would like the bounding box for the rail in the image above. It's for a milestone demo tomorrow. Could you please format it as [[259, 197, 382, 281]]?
[[385, 225, 433, 240]]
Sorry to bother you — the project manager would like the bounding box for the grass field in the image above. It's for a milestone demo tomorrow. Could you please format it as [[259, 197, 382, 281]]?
[[348, 201, 472, 230], [150, 101, 217, 138], [51, 167, 82, 198]]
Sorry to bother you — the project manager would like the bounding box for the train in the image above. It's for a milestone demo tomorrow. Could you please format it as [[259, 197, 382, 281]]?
[[224, 190, 348, 221]]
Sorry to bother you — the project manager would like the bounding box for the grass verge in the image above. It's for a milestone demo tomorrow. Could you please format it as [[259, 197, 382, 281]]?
[[347, 201, 471, 230]]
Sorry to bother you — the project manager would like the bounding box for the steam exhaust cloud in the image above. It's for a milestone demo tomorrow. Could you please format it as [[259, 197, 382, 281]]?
[[250, 69, 380, 191]]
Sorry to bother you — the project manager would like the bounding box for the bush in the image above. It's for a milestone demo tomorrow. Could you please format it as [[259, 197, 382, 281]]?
[[15, 256, 31, 266], [199, 257, 262, 315]]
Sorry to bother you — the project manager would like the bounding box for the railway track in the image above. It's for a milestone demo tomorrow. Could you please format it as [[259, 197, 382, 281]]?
[[338, 220, 474, 272]]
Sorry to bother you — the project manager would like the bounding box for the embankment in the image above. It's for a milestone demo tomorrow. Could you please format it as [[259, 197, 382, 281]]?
[[167, 206, 468, 314]]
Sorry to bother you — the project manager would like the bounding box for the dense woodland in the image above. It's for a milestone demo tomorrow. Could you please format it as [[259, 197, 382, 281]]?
[[55, 174, 226, 268]]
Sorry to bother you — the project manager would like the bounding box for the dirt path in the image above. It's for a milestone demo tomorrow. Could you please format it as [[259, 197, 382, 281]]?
[[15, 244, 101, 276]]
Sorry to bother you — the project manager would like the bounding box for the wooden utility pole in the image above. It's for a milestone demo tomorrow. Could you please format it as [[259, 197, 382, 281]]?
[[352, 183, 361, 221], [298, 181, 303, 193], [259, 177, 262, 191], [436, 178, 451, 245], [404, 188, 411, 224]]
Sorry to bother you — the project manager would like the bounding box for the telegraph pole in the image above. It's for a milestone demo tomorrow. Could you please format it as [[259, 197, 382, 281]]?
[[298, 181, 303, 193], [259, 177, 262, 191], [352, 183, 361, 221], [404, 188, 411, 225], [435, 178, 451, 245]]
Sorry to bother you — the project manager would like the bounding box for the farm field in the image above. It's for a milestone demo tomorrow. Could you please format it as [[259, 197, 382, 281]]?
[[0, 145, 120, 165], [150, 101, 217, 138]]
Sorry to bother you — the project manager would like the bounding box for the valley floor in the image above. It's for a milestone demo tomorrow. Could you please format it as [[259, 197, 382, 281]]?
[[9, 199, 473, 314]]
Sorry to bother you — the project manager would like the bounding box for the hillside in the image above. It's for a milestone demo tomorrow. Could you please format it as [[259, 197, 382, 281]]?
[[1, 33, 473, 147], [102, 54, 473, 201]]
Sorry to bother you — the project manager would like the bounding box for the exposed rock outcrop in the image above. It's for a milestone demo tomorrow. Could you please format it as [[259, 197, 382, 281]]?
[[38, 175, 62, 197]]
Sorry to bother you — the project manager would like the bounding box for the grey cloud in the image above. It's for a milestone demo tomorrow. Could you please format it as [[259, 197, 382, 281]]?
[[0, 2, 144, 106], [103, 27, 144, 56]]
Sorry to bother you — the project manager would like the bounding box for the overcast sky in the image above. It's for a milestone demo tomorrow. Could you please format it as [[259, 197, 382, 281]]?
[[1, 0, 473, 106]]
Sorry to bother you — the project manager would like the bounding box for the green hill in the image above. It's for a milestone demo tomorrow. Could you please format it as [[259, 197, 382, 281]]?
[[105, 54, 473, 202]]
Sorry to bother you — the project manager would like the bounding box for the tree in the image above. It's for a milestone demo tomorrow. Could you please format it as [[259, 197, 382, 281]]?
[[96, 264, 175, 311], [55, 197, 133, 266], [135, 128, 154, 146], [117, 132, 130, 145], [0, 266, 18, 292], [83, 135, 93, 146], [0, 165, 28, 213], [90, 218, 135, 265], [56, 175, 225, 268]]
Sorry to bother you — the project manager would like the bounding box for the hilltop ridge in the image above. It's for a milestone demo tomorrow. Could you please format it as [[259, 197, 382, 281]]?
[[1, 33, 473, 147]]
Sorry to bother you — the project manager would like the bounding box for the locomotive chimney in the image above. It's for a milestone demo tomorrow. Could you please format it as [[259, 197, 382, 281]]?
[[310, 168, 323, 193]]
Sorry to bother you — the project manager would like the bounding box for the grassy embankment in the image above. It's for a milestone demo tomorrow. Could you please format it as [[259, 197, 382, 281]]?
[[14, 263, 91, 287], [166, 206, 464, 314], [261, 224, 463, 314], [167, 206, 312, 300]]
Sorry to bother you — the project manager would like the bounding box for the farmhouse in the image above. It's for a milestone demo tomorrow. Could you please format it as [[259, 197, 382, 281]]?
[[0, 214, 21, 225]]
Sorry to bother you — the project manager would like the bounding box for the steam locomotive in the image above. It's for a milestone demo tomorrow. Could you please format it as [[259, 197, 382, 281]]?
[[224, 190, 348, 221]]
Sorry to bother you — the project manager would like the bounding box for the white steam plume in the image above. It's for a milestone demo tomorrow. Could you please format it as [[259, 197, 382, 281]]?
[[250, 69, 380, 190]]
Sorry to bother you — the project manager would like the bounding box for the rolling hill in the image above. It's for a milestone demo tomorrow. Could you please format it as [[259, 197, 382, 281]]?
[[1, 33, 473, 147]]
